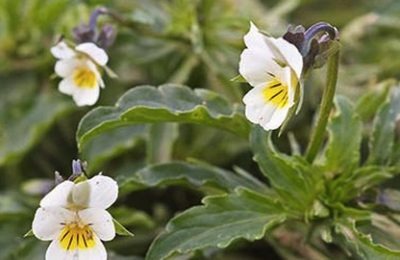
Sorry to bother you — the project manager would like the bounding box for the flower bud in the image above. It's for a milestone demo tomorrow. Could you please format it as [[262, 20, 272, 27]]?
[[72, 7, 116, 49], [283, 22, 339, 73]]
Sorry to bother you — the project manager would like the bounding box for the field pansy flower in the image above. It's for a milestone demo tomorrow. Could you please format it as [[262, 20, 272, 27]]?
[[239, 22, 303, 130], [51, 41, 108, 106], [32, 173, 118, 260]]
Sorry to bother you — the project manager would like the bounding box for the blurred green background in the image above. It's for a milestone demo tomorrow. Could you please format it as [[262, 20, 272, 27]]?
[[1, 0, 400, 259]]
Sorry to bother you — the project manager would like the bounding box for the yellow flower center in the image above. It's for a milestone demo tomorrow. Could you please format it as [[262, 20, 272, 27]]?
[[262, 77, 289, 108], [59, 222, 96, 250], [73, 67, 97, 89]]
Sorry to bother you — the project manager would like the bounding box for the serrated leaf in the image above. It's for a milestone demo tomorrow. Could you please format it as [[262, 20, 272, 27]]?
[[335, 220, 400, 259], [323, 96, 362, 173], [0, 94, 73, 166], [250, 126, 320, 214], [369, 87, 400, 165], [76, 84, 250, 151], [117, 161, 267, 194], [113, 218, 134, 237], [81, 125, 147, 172], [146, 188, 286, 260]]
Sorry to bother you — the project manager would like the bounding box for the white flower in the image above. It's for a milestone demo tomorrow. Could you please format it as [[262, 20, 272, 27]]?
[[32, 175, 118, 260], [51, 41, 109, 106], [239, 22, 303, 130]]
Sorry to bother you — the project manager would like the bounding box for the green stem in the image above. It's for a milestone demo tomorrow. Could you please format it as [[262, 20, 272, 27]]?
[[305, 49, 340, 163]]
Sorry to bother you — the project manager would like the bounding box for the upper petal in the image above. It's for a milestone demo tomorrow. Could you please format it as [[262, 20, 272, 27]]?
[[239, 48, 282, 87], [76, 43, 108, 66], [40, 181, 74, 208], [72, 175, 118, 209], [79, 208, 115, 241], [32, 207, 74, 241], [245, 22, 303, 81], [244, 22, 274, 55], [265, 37, 303, 81], [51, 41, 75, 60]]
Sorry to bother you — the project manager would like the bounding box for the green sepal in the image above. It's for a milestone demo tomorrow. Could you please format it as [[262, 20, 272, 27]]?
[[113, 218, 134, 237], [23, 229, 34, 238]]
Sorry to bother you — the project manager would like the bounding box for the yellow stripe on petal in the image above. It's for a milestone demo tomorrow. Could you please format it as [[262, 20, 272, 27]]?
[[262, 78, 289, 108], [73, 67, 97, 89], [59, 223, 96, 250]]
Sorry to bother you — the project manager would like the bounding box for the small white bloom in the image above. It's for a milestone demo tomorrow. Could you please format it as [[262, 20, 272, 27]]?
[[239, 22, 304, 130], [51, 41, 109, 106], [32, 175, 118, 260]]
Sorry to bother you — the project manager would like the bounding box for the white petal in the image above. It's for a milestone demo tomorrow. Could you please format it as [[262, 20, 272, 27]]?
[[51, 41, 75, 60], [243, 85, 292, 130], [275, 66, 296, 107], [265, 37, 303, 81], [260, 105, 290, 130], [239, 48, 282, 87], [55, 58, 79, 78], [40, 181, 74, 208], [243, 86, 272, 123], [72, 175, 118, 209], [79, 208, 115, 241], [46, 239, 71, 260], [75, 237, 107, 260], [76, 43, 108, 66], [45, 236, 106, 260], [72, 86, 100, 106], [58, 77, 75, 95], [32, 207, 74, 241], [244, 22, 274, 55], [86, 60, 106, 88]]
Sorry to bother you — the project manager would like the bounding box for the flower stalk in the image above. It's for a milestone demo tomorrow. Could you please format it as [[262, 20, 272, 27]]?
[[305, 48, 340, 163]]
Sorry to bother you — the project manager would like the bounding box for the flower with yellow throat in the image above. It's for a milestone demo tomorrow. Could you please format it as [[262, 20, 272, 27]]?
[[51, 41, 108, 106], [32, 174, 118, 260], [239, 23, 303, 130]]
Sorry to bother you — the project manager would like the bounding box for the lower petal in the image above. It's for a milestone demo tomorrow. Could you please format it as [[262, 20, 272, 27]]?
[[260, 105, 290, 130], [45, 236, 106, 260], [72, 86, 100, 106]]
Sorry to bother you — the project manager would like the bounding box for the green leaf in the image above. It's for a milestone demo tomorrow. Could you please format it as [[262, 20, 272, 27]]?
[[323, 96, 362, 173], [146, 188, 286, 260], [113, 218, 134, 237], [117, 161, 267, 194], [335, 220, 400, 259], [0, 93, 73, 166], [76, 84, 250, 151], [329, 166, 394, 202], [146, 123, 178, 164], [355, 80, 392, 120], [250, 126, 320, 214], [369, 87, 400, 165], [81, 125, 147, 172]]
